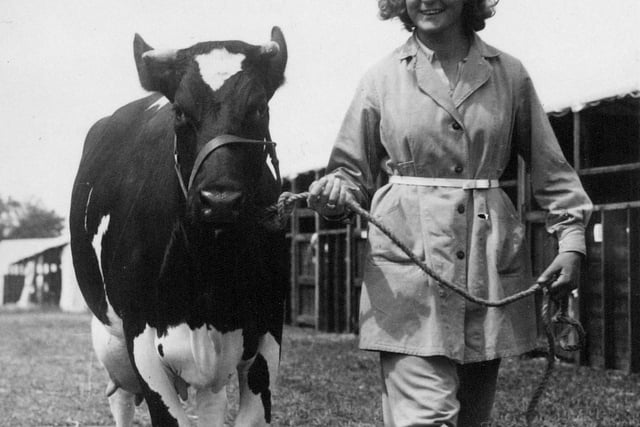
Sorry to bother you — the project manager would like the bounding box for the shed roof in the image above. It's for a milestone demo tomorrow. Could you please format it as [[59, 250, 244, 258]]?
[[0, 236, 69, 274]]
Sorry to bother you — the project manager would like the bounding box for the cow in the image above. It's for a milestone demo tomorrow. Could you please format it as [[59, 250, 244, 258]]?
[[69, 27, 288, 426]]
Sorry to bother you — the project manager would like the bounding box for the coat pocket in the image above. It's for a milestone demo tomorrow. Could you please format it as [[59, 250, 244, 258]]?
[[490, 192, 527, 277], [368, 185, 425, 264]]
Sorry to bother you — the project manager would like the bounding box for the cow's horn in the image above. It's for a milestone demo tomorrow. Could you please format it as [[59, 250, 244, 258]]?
[[142, 49, 178, 63], [258, 41, 280, 57]]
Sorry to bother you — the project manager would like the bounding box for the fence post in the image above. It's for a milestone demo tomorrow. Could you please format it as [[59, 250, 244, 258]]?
[[289, 178, 299, 326], [345, 221, 353, 333], [313, 170, 321, 331]]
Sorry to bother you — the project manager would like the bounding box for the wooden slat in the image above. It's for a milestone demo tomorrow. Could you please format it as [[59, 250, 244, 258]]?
[[629, 208, 640, 372], [313, 172, 321, 330], [345, 223, 353, 332], [594, 200, 640, 211], [582, 210, 603, 367], [573, 111, 581, 171], [579, 162, 640, 176], [602, 210, 617, 369], [333, 235, 341, 331], [289, 179, 299, 326]]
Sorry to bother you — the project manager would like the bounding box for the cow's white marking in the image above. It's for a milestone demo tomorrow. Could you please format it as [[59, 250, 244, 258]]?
[[133, 325, 192, 425], [91, 214, 110, 278], [83, 186, 93, 233], [195, 48, 245, 92], [146, 96, 170, 112], [235, 331, 280, 426], [91, 214, 122, 329]]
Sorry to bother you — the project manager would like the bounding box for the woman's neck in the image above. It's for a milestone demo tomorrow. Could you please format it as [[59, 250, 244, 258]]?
[[416, 27, 470, 62]]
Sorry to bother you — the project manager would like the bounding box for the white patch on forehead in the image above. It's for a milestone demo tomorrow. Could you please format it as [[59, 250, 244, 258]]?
[[146, 96, 170, 111], [195, 48, 245, 91]]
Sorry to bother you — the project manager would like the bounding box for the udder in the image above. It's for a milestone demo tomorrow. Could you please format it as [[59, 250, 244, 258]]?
[[155, 323, 245, 391]]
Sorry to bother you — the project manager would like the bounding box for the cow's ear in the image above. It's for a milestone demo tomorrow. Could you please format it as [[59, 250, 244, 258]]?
[[133, 34, 181, 102], [266, 26, 287, 99]]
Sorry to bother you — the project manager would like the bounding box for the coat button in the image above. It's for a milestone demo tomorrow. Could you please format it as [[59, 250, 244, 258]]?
[[451, 122, 462, 131], [456, 250, 465, 260], [454, 165, 464, 174], [457, 204, 465, 214]]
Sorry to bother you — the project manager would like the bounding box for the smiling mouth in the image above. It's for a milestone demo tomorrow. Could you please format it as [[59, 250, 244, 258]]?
[[421, 8, 444, 16]]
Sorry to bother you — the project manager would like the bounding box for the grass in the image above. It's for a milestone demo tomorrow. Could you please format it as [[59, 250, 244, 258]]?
[[0, 310, 639, 426]]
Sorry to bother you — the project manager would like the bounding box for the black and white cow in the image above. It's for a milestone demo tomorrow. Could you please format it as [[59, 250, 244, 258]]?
[[70, 28, 288, 426]]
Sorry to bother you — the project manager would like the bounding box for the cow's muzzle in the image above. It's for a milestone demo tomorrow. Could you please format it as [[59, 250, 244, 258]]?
[[198, 190, 243, 224]]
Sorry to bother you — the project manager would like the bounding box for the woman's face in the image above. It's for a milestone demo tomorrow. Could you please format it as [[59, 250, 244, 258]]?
[[406, 0, 465, 38]]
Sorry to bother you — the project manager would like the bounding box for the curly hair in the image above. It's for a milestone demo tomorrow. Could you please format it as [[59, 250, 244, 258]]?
[[378, 0, 498, 34]]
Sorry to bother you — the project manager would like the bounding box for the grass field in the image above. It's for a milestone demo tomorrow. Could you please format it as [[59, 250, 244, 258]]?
[[1, 310, 639, 426]]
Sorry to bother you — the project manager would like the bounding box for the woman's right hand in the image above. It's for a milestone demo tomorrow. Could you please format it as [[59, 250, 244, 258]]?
[[307, 174, 353, 218]]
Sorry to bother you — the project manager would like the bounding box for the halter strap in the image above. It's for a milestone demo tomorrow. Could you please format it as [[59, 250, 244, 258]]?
[[174, 134, 278, 200]]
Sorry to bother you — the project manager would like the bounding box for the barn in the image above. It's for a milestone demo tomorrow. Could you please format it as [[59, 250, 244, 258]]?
[[0, 236, 87, 312], [283, 87, 640, 373]]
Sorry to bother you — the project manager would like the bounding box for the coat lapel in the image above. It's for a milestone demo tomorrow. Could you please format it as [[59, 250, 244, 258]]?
[[413, 49, 464, 124], [398, 34, 501, 121], [453, 35, 499, 108]]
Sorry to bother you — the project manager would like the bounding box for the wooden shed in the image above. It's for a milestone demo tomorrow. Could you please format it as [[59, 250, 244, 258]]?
[[0, 236, 87, 312]]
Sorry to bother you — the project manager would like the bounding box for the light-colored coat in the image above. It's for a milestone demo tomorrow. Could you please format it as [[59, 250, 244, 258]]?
[[327, 34, 593, 363]]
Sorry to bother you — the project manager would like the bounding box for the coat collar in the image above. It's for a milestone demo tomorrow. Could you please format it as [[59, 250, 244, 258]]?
[[396, 32, 501, 61], [398, 33, 500, 118]]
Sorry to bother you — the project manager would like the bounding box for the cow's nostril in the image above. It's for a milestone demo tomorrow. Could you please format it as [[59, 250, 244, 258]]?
[[201, 206, 214, 220], [200, 190, 242, 206], [200, 190, 222, 206]]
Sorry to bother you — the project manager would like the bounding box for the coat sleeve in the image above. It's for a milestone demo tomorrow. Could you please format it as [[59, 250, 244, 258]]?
[[325, 70, 385, 210], [513, 63, 593, 255]]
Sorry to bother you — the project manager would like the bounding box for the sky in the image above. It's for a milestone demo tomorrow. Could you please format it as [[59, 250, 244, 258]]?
[[1, 0, 638, 218]]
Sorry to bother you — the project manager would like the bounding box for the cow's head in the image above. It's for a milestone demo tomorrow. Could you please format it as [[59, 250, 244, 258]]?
[[134, 28, 287, 230]]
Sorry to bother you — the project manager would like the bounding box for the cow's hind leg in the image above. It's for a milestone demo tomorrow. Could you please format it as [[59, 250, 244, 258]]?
[[91, 316, 141, 427], [108, 387, 136, 427], [235, 332, 280, 426]]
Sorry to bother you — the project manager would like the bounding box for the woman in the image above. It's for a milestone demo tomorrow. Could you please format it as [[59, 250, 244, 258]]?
[[307, 0, 593, 426]]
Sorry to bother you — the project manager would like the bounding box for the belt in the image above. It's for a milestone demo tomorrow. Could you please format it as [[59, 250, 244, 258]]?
[[389, 175, 500, 190]]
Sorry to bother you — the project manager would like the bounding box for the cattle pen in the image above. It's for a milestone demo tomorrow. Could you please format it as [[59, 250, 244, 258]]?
[[283, 91, 640, 374]]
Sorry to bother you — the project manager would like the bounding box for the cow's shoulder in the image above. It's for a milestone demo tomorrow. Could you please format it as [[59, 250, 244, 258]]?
[[74, 93, 178, 227]]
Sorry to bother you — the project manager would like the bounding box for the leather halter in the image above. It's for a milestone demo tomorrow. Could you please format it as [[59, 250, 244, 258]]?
[[173, 133, 280, 200]]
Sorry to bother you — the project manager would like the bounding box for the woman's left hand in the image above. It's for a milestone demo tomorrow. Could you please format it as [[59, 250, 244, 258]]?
[[536, 252, 582, 300]]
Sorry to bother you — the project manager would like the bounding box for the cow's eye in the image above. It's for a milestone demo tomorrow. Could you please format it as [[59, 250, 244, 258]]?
[[173, 105, 188, 126], [248, 103, 268, 120]]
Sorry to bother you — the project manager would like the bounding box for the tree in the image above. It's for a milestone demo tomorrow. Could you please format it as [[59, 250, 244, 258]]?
[[0, 196, 65, 239]]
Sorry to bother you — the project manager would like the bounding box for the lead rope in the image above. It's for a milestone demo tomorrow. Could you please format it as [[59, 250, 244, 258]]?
[[268, 191, 585, 426]]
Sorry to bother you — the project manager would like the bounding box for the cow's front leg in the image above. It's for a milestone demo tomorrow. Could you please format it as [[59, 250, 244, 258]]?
[[131, 325, 190, 427], [235, 332, 280, 426], [194, 386, 228, 427]]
